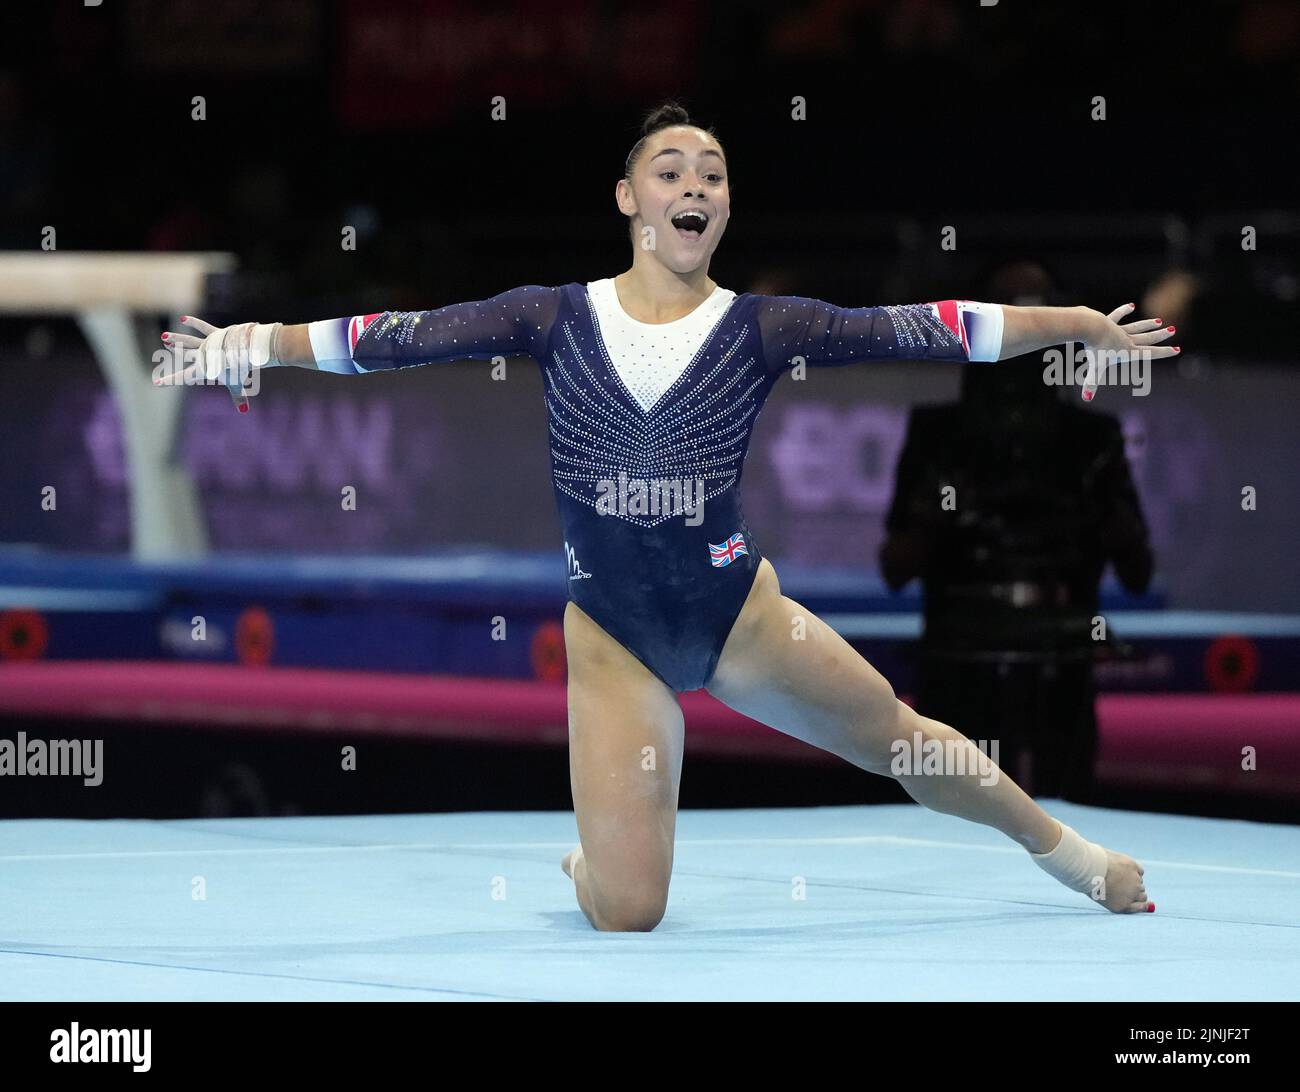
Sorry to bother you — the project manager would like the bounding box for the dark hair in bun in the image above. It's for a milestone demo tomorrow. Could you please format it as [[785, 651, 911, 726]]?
[[624, 101, 722, 179]]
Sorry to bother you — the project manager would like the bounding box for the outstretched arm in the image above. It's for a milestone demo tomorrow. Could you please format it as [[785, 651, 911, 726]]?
[[759, 296, 1179, 400], [159, 285, 562, 411], [757, 297, 1007, 371]]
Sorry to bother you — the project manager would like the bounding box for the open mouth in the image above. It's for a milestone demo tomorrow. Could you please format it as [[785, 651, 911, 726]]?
[[670, 209, 709, 242]]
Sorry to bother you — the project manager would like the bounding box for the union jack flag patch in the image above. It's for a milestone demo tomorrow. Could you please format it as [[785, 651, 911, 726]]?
[[709, 532, 748, 568]]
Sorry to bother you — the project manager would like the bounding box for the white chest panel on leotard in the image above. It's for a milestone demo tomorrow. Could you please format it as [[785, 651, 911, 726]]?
[[586, 278, 738, 412]]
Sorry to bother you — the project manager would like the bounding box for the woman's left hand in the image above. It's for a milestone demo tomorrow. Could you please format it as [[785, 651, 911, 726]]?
[[1079, 303, 1180, 401]]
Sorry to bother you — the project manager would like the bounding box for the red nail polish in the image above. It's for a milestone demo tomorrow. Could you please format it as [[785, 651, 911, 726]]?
[[238, 403, 249, 413], [1167, 326, 1175, 332], [1174, 347, 1181, 353], [1146, 902, 1155, 912], [1153, 318, 1161, 325]]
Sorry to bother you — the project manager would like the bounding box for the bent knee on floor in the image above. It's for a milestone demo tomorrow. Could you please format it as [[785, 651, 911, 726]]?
[[588, 888, 669, 932], [593, 904, 667, 932]]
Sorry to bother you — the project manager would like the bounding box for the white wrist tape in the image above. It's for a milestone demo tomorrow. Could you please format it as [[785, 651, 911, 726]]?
[[198, 321, 282, 382], [250, 322, 281, 368], [1030, 822, 1109, 895]]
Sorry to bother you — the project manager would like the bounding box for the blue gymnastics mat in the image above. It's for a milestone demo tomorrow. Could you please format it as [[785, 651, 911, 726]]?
[[1, 803, 1295, 1001]]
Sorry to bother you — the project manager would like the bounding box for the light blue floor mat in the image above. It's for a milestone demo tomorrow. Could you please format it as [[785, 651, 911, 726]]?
[[2, 803, 1296, 1001]]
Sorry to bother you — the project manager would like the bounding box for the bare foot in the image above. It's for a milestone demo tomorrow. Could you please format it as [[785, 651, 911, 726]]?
[[561, 845, 583, 879], [1098, 849, 1155, 914], [1031, 821, 1155, 914]]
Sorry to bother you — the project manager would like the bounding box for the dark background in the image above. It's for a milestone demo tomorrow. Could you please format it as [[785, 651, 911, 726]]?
[[1, 0, 1296, 316], [0, 1, 1296, 819]]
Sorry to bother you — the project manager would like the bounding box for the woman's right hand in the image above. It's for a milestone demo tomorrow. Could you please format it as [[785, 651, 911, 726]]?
[[158, 316, 278, 413]]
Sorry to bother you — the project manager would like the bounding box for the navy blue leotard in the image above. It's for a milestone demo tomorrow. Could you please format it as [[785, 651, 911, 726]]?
[[309, 285, 1002, 691]]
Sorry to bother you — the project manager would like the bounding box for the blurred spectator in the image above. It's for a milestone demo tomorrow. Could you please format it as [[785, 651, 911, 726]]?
[[879, 263, 1153, 801]]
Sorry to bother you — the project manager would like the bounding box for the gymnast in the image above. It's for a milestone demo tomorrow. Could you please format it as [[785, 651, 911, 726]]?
[[162, 103, 1177, 931]]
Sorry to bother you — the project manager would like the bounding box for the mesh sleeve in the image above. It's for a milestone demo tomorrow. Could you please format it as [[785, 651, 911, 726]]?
[[756, 296, 1003, 376], [308, 284, 562, 374]]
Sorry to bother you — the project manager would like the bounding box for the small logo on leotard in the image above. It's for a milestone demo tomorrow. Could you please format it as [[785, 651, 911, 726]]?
[[708, 532, 748, 568], [564, 541, 591, 580]]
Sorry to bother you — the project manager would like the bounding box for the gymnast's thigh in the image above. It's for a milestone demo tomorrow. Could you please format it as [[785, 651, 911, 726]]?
[[706, 560, 902, 771], [564, 601, 686, 889]]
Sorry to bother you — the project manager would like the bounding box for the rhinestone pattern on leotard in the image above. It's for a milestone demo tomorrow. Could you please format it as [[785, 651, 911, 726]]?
[[543, 288, 767, 528]]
